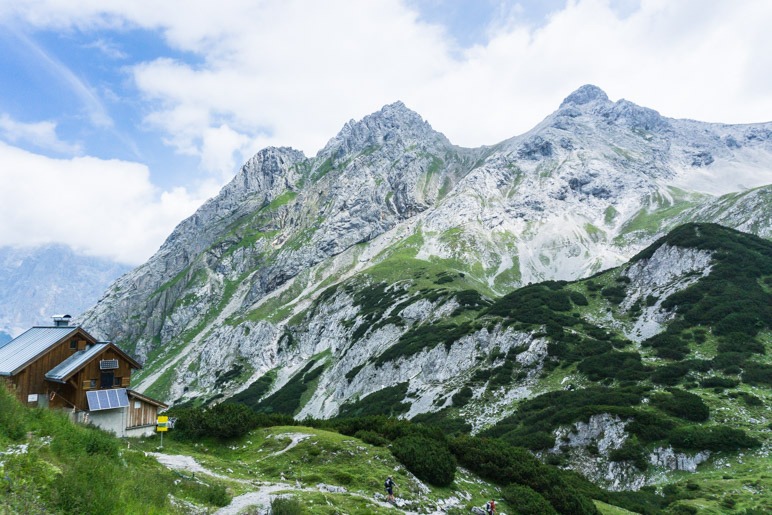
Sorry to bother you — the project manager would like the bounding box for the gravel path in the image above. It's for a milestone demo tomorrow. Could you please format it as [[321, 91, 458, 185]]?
[[147, 452, 239, 481], [258, 432, 311, 461], [213, 483, 294, 515]]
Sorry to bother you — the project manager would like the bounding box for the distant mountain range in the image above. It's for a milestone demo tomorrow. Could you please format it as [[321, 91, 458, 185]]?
[[0, 244, 129, 341], [76, 85, 771, 489]]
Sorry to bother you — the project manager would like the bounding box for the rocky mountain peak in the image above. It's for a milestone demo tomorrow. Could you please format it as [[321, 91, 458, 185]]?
[[560, 84, 610, 108], [245, 145, 306, 168], [554, 85, 670, 134], [319, 100, 450, 158], [602, 99, 670, 133]]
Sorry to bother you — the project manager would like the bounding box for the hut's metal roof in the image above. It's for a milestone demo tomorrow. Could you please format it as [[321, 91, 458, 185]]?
[[45, 343, 109, 383], [0, 326, 78, 376]]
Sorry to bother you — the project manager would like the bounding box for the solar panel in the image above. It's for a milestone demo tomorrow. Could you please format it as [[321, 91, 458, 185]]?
[[86, 388, 129, 411], [100, 359, 119, 370]]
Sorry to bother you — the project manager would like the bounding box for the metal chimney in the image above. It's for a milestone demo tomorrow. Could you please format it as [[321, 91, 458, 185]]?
[[52, 314, 72, 327]]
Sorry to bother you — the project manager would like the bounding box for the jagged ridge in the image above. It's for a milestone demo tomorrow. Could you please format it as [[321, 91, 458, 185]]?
[[78, 87, 772, 438]]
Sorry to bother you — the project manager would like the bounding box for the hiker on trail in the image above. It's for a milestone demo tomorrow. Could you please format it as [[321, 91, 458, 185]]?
[[485, 498, 496, 514], [385, 475, 396, 502]]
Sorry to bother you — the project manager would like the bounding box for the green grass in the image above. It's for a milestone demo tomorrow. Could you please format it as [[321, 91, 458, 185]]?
[[419, 155, 444, 198], [594, 500, 638, 514], [313, 157, 335, 181], [267, 191, 298, 210], [363, 249, 493, 299], [132, 425, 515, 514], [143, 365, 178, 401], [149, 264, 194, 300], [651, 452, 772, 513], [235, 277, 308, 325], [584, 222, 605, 243], [604, 206, 619, 225], [269, 490, 398, 514], [617, 188, 701, 238], [0, 384, 223, 514]]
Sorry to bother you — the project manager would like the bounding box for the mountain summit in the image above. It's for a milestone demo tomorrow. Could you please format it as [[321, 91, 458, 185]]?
[[322, 100, 447, 157], [559, 84, 610, 107]]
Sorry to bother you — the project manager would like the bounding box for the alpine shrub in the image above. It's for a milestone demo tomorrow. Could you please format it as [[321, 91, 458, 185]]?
[[650, 362, 692, 386], [742, 362, 772, 385], [716, 335, 765, 354], [651, 389, 710, 422], [391, 435, 455, 486], [669, 425, 760, 451], [449, 436, 599, 514], [570, 291, 589, 306], [578, 351, 649, 381], [501, 484, 557, 514], [204, 403, 259, 438], [699, 377, 739, 389], [354, 430, 390, 447], [451, 386, 473, 407], [271, 496, 305, 514], [171, 403, 258, 440], [601, 285, 626, 304]]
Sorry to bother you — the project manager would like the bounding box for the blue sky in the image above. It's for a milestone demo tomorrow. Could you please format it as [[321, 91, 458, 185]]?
[[0, 0, 771, 264]]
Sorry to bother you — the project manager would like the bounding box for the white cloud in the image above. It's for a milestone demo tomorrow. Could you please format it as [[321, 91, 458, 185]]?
[[1, 0, 771, 263], [199, 125, 253, 182], [127, 0, 453, 166], [83, 37, 127, 59], [0, 141, 211, 265], [4, 0, 772, 159], [0, 114, 81, 154]]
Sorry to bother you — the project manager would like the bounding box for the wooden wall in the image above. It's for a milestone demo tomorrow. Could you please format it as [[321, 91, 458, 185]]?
[[127, 398, 160, 428], [8, 332, 138, 412], [10, 329, 94, 406], [68, 347, 135, 411]]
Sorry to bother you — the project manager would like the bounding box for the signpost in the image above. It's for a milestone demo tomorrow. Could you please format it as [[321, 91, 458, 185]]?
[[157, 415, 168, 447]]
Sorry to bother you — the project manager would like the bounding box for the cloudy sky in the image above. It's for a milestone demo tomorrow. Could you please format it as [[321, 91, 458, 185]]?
[[1, 0, 770, 265]]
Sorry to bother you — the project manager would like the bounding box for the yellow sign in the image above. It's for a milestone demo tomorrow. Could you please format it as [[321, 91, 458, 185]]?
[[157, 415, 168, 432]]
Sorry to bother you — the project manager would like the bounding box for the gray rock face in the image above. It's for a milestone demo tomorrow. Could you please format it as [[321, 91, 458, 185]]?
[[560, 84, 610, 107], [649, 447, 711, 472], [621, 244, 714, 342], [77, 85, 771, 423], [550, 414, 647, 491]]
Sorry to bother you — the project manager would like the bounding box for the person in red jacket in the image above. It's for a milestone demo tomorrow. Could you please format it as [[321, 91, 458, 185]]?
[[485, 498, 496, 514]]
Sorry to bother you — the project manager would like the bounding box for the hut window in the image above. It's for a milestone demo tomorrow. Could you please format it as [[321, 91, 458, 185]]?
[[134, 401, 141, 409], [70, 339, 77, 350], [90, 379, 97, 388]]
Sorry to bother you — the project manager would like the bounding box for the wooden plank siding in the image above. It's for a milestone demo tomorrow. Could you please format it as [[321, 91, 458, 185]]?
[[69, 348, 135, 411], [127, 398, 160, 428], [9, 329, 95, 407]]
